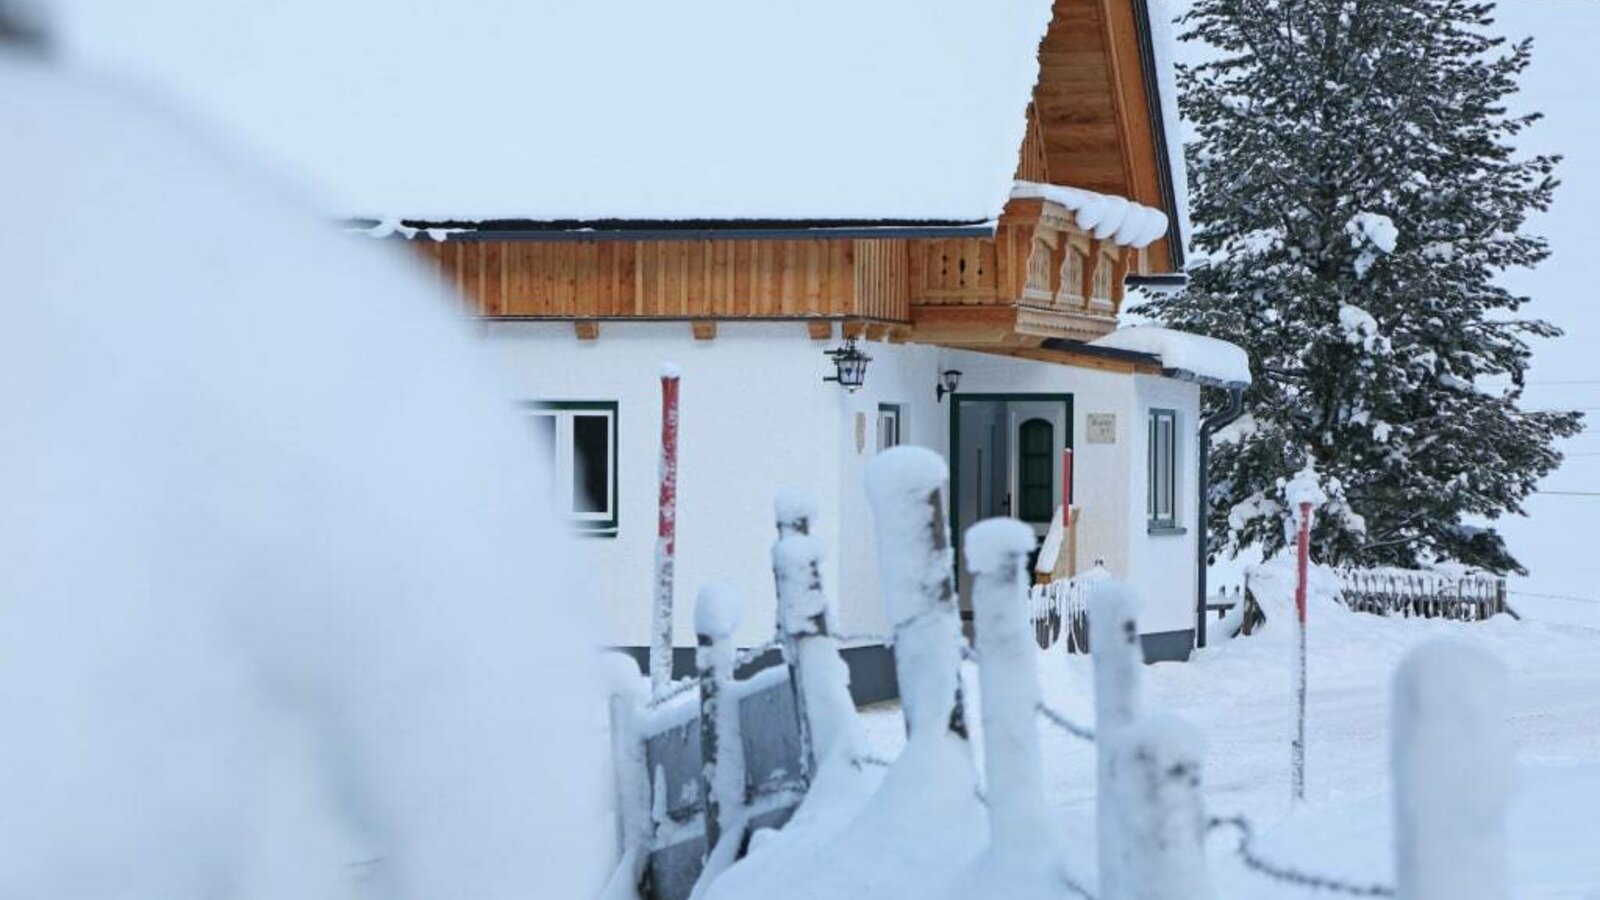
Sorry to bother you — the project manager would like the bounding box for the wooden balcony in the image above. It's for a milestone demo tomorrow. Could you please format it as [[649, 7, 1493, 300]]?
[[899, 194, 1142, 348]]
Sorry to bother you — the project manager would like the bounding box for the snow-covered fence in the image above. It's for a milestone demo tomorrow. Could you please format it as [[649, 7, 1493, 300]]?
[[606, 489, 869, 900], [1028, 563, 1109, 652], [1336, 569, 1507, 621]]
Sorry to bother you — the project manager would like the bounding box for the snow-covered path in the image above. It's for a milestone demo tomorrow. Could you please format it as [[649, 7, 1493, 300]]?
[[861, 598, 1600, 896]]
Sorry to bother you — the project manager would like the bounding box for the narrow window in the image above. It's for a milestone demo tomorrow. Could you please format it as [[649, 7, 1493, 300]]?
[[528, 401, 619, 535], [1017, 417, 1055, 523], [877, 403, 903, 452], [1148, 408, 1179, 530]]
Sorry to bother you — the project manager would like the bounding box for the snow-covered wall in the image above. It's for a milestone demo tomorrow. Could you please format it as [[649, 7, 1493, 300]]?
[[484, 324, 1201, 649], [484, 321, 845, 649]]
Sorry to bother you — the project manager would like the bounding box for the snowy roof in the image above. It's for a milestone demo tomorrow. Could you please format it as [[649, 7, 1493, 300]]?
[[1090, 326, 1252, 388], [54, 0, 1055, 225], [1011, 181, 1169, 248]]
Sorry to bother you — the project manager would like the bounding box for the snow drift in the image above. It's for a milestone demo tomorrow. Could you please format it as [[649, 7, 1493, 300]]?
[[0, 57, 607, 898]]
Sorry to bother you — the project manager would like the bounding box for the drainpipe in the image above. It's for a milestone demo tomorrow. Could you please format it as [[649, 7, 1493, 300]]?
[[1194, 387, 1245, 650]]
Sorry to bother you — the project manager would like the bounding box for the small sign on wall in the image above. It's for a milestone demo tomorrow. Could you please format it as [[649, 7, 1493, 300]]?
[[855, 412, 867, 453], [1086, 413, 1117, 444]]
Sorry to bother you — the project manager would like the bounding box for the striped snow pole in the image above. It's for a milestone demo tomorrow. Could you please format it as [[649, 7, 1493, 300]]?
[[1292, 499, 1311, 804], [650, 365, 681, 700]]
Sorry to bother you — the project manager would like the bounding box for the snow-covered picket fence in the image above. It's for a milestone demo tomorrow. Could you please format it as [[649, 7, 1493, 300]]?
[[1027, 564, 1110, 652], [1335, 568, 1508, 621]]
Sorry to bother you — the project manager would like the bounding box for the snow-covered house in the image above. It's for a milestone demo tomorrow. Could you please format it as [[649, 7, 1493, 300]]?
[[373, 0, 1248, 692]]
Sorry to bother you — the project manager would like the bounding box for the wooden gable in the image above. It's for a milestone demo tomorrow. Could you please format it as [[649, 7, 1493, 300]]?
[[1031, 0, 1178, 272]]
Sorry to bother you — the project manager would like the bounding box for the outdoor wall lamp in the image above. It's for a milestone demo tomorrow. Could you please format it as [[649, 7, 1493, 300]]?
[[823, 338, 872, 392], [936, 368, 963, 402]]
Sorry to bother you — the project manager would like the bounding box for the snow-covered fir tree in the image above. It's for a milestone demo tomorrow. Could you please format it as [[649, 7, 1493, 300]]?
[[1146, 0, 1584, 572]]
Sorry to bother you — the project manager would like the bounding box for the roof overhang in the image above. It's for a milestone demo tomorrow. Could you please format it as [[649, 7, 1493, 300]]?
[[350, 217, 998, 243]]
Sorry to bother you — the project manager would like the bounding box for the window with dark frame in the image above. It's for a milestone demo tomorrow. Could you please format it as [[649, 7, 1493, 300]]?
[[876, 403, 903, 452], [527, 400, 619, 535], [1147, 408, 1179, 531]]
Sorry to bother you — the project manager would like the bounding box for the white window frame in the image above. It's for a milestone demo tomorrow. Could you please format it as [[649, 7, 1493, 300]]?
[[528, 400, 619, 535], [1148, 408, 1180, 532]]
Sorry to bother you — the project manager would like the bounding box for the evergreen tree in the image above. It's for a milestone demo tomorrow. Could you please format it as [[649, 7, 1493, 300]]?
[[1148, 0, 1583, 572]]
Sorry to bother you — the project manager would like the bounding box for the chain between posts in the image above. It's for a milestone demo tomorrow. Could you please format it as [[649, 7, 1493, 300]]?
[[1208, 816, 1395, 897]]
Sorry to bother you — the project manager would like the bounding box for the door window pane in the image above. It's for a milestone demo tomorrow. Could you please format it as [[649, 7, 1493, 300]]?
[[1017, 417, 1055, 523]]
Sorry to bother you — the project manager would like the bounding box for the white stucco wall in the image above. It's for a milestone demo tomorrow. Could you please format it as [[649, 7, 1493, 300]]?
[[482, 322, 1203, 650]]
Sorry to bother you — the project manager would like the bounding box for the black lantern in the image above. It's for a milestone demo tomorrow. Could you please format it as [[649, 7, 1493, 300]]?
[[823, 339, 871, 392], [935, 368, 963, 402]]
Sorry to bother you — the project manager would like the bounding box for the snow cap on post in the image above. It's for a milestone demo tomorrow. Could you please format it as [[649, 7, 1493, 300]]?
[[659, 361, 682, 379], [1282, 458, 1327, 510], [774, 487, 819, 537], [694, 584, 743, 640], [962, 518, 1038, 578], [865, 446, 952, 628]]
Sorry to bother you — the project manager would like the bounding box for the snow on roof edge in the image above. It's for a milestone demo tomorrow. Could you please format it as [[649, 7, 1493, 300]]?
[[1011, 181, 1169, 249], [1090, 325, 1251, 387]]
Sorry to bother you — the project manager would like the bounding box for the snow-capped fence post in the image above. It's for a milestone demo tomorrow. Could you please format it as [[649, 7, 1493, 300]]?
[[1113, 715, 1213, 900], [771, 489, 860, 767], [695, 585, 745, 861], [1393, 641, 1510, 900], [1090, 580, 1142, 900], [965, 518, 1051, 855], [651, 365, 683, 700], [865, 447, 968, 740]]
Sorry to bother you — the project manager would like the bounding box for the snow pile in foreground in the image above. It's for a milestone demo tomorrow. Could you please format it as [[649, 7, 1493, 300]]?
[[1092, 325, 1253, 387], [0, 58, 606, 898]]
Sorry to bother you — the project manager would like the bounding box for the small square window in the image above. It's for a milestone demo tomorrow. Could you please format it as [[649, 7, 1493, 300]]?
[[1147, 409, 1179, 530], [877, 403, 903, 452], [527, 401, 619, 535]]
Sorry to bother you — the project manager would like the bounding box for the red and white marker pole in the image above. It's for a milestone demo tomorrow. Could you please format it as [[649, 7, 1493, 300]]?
[[1292, 499, 1312, 804], [650, 365, 682, 700], [1061, 447, 1074, 528]]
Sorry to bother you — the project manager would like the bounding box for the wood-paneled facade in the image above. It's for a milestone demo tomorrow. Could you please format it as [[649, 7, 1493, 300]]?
[[414, 192, 1145, 347]]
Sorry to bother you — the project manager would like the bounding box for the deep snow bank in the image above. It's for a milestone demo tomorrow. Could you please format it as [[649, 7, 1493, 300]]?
[[0, 57, 606, 898]]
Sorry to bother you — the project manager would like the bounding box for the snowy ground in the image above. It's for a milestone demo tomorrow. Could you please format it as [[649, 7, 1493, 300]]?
[[860, 585, 1600, 897]]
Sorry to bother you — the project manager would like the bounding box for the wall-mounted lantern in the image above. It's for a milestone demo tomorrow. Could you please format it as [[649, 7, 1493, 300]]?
[[823, 339, 871, 392], [935, 368, 963, 402]]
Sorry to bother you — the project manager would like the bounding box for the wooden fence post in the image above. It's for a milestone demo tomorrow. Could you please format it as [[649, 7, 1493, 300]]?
[[865, 447, 967, 740], [1090, 580, 1142, 900], [1114, 715, 1213, 900], [966, 518, 1052, 856], [1393, 641, 1510, 900], [696, 585, 746, 861], [772, 489, 860, 766]]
